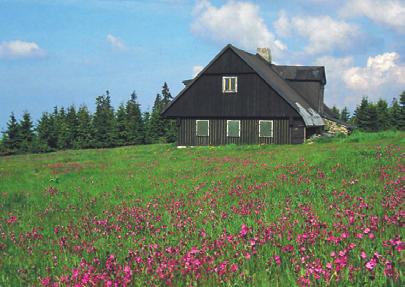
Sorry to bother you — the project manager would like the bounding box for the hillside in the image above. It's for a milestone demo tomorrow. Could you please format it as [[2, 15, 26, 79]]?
[[1, 131, 404, 286]]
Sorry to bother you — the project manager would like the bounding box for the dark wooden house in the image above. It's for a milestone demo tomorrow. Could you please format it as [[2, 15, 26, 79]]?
[[162, 44, 334, 146]]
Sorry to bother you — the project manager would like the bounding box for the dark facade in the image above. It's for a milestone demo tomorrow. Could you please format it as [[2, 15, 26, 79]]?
[[162, 44, 327, 146]]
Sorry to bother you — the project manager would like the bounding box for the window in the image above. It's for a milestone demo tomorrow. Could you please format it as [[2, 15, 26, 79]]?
[[196, 120, 209, 136], [227, 120, 240, 137], [222, 76, 237, 93], [259, 120, 273, 137]]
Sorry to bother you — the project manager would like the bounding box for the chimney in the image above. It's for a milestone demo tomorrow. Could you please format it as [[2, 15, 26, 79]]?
[[256, 48, 271, 63]]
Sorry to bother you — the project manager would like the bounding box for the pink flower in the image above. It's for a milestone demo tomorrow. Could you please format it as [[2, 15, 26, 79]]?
[[240, 224, 249, 237], [365, 258, 377, 271], [360, 251, 367, 259], [230, 263, 238, 272], [273, 255, 281, 265], [364, 228, 371, 234], [6, 215, 17, 224], [368, 233, 375, 240], [41, 277, 51, 286], [326, 262, 332, 269]]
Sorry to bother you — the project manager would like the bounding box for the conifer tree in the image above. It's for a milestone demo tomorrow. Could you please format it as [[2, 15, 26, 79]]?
[[376, 99, 390, 130], [2, 112, 21, 153], [36, 112, 58, 151], [366, 104, 379, 132], [76, 105, 94, 148], [148, 93, 166, 143], [126, 91, 144, 144], [65, 105, 78, 148], [389, 98, 401, 129], [399, 91, 405, 130], [116, 103, 128, 146], [93, 90, 117, 147], [353, 97, 369, 130], [330, 106, 340, 119], [19, 111, 35, 152], [160, 82, 176, 142], [143, 111, 151, 144], [340, 107, 350, 122]]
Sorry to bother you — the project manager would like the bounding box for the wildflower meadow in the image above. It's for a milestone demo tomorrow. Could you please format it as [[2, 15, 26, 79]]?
[[1, 131, 404, 286]]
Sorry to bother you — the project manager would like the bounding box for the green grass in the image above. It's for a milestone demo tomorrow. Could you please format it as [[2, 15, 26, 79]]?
[[0, 131, 404, 286]]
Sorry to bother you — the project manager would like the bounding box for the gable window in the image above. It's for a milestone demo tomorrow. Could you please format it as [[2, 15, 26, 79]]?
[[222, 76, 237, 93], [259, 120, 273, 137], [196, 120, 209, 136], [227, 120, 240, 137]]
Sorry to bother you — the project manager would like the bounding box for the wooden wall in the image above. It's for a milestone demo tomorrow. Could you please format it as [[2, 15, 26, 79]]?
[[177, 118, 296, 146], [163, 49, 300, 119]]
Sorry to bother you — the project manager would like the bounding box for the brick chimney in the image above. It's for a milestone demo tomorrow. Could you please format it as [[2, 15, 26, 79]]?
[[256, 48, 271, 63]]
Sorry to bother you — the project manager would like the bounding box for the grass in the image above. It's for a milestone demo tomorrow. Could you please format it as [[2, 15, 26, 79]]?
[[0, 131, 404, 286]]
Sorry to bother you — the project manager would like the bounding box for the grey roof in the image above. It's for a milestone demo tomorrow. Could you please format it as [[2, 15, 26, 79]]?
[[164, 44, 325, 127], [272, 65, 326, 84]]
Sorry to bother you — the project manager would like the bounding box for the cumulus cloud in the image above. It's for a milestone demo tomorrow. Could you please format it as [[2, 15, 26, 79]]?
[[0, 40, 45, 59], [343, 52, 405, 90], [106, 34, 127, 50], [191, 0, 287, 58], [316, 52, 405, 108], [193, 65, 204, 77], [274, 13, 359, 54], [340, 0, 405, 33]]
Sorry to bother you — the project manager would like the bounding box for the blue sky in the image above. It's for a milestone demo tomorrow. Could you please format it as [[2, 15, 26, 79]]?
[[1, 0, 404, 130]]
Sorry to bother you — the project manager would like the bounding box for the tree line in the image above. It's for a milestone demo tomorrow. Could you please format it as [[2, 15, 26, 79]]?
[[330, 91, 405, 131], [1, 82, 176, 155]]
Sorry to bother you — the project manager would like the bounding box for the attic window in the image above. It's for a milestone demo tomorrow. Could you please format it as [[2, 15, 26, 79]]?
[[222, 76, 237, 93], [259, 120, 273, 137], [227, 120, 240, 137], [196, 120, 209, 136]]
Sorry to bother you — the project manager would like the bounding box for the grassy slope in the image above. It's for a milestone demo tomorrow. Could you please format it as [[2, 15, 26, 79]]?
[[0, 131, 404, 286]]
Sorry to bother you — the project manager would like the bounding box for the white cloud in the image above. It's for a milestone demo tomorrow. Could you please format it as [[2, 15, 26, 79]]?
[[106, 34, 127, 50], [193, 65, 203, 77], [343, 52, 405, 91], [191, 0, 287, 58], [315, 52, 405, 108], [340, 0, 405, 33], [0, 40, 45, 59], [274, 14, 359, 54]]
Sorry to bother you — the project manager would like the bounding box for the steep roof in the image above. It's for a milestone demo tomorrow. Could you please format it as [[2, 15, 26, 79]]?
[[162, 44, 325, 127], [272, 65, 326, 85]]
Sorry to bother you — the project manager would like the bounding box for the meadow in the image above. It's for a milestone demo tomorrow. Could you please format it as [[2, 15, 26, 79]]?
[[1, 131, 404, 286]]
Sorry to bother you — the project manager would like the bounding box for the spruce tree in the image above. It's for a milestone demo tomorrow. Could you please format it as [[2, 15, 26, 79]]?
[[126, 91, 144, 145], [143, 111, 151, 144], [160, 83, 176, 143], [148, 94, 165, 143], [340, 107, 350, 122], [399, 91, 405, 131], [389, 98, 401, 129], [19, 111, 35, 152], [116, 103, 128, 146], [65, 105, 78, 148], [2, 112, 21, 153], [36, 112, 58, 151], [93, 90, 117, 147], [376, 99, 390, 130], [330, 106, 340, 119], [76, 105, 94, 148], [366, 104, 379, 132], [353, 97, 369, 130], [55, 107, 69, 149]]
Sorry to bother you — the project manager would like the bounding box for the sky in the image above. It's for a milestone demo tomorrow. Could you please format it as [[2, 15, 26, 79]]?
[[1, 0, 404, 130]]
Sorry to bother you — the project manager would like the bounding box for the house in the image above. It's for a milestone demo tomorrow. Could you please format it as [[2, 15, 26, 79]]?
[[162, 44, 337, 146]]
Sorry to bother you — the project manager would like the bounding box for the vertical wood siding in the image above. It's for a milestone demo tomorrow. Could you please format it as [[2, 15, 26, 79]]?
[[178, 118, 291, 146]]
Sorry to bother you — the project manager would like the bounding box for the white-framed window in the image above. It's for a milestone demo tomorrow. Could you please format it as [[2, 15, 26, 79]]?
[[196, 120, 209, 136], [222, 76, 237, 93], [259, 120, 273, 137], [227, 120, 240, 137]]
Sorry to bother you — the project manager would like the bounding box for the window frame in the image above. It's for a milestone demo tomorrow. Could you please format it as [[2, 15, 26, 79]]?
[[196, 120, 210, 137], [227, 120, 241, 137], [259, 120, 274, 138], [222, 76, 238, 93]]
